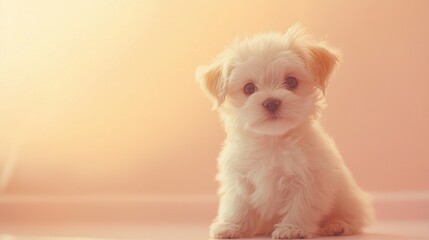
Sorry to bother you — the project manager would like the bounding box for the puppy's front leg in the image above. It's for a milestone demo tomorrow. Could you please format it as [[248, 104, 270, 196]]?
[[272, 186, 327, 239], [210, 186, 250, 239]]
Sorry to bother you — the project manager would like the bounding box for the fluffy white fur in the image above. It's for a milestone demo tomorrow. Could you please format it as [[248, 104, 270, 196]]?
[[196, 24, 375, 239]]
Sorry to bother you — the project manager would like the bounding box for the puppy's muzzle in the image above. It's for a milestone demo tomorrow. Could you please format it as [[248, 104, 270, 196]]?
[[263, 98, 281, 113]]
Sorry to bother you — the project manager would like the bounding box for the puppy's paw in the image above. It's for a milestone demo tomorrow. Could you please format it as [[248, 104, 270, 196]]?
[[272, 225, 314, 239], [320, 220, 354, 236], [210, 221, 243, 239]]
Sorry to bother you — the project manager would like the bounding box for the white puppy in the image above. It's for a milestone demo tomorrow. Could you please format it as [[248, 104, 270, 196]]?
[[196, 24, 375, 239]]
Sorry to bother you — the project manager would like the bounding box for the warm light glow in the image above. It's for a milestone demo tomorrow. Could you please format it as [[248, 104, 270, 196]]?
[[0, 0, 216, 194]]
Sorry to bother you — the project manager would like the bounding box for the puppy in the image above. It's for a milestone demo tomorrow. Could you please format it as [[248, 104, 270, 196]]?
[[196, 24, 375, 239]]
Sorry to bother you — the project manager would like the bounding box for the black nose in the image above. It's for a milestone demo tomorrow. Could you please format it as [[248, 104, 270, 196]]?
[[263, 98, 281, 113]]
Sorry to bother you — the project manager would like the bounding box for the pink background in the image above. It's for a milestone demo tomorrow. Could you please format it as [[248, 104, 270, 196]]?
[[0, 0, 428, 195]]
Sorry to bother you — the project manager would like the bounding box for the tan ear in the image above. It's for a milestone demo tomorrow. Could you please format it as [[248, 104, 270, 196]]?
[[284, 24, 340, 92], [307, 43, 341, 92], [196, 59, 229, 109]]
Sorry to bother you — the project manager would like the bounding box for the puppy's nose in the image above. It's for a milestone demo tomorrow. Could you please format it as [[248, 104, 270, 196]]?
[[263, 98, 281, 113]]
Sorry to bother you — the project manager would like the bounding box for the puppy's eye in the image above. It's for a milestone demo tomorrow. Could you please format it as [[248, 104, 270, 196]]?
[[243, 82, 256, 95], [284, 77, 298, 89]]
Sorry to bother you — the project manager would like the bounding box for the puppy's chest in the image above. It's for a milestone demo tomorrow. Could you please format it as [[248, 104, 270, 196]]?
[[244, 143, 307, 217], [245, 140, 305, 181]]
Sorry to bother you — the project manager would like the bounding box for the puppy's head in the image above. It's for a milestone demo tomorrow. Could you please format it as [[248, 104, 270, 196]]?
[[197, 24, 340, 136]]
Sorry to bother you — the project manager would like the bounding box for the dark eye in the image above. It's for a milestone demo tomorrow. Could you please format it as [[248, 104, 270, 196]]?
[[284, 76, 298, 89], [243, 82, 256, 95]]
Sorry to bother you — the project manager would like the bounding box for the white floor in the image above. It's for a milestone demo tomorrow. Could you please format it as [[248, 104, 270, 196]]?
[[0, 220, 429, 240]]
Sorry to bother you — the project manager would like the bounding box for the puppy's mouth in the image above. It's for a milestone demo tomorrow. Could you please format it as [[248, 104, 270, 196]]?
[[252, 113, 283, 126], [268, 113, 281, 120], [252, 115, 284, 128], [245, 112, 293, 136]]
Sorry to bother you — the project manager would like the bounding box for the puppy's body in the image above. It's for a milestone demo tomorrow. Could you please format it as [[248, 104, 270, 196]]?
[[197, 25, 374, 239], [215, 121, 372, 238]]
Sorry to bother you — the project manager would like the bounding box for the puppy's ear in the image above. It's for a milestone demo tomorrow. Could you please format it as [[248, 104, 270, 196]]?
[[196, 57, 229, 110], [285, 24, 341, 92], [306, 43, 341, 93]]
